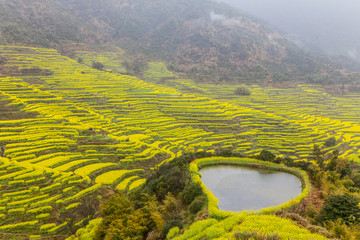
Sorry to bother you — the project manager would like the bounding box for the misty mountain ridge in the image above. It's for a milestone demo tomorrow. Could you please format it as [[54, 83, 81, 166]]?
[[217, 0, 360, 71], [0, 0, 357, 85]]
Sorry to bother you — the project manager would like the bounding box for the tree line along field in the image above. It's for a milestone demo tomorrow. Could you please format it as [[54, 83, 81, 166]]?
[[0, 45, 359, 239]]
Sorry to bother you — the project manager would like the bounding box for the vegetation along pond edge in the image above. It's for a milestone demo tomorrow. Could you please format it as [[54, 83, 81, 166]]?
[[190, 157, 311, 219]]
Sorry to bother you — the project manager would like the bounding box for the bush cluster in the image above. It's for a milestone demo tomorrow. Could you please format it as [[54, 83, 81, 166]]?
[[95, 153, 207, 239], [234, 85, 251, 95]]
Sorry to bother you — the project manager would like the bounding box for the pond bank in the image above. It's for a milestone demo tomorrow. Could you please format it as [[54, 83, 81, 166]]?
[[190, 157, 311, 218]]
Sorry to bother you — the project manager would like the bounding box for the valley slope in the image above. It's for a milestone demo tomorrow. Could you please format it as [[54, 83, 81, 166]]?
[[1, 0, 360, 239], [0, 0, 357, 84], [0, 45, 359, 238]]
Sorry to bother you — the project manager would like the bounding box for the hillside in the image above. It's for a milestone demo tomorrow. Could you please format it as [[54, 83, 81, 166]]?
[[0, 0, 104, 47], [2, 0, 360, 239], [0, 45, 360, 238], [0, 0, 357, 84]]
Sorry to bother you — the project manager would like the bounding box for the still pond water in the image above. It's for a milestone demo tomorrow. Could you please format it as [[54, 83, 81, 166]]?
[[200, 165, 302, 211]]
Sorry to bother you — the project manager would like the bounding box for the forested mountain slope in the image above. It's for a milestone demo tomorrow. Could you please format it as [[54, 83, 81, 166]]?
[[0, 0, 357, 84]]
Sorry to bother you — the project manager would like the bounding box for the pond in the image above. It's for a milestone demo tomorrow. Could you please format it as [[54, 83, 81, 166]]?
[[199, 165, 302, 212]]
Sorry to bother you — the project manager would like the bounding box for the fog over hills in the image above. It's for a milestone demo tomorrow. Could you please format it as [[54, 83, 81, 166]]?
[[217, 0, 360, 64]]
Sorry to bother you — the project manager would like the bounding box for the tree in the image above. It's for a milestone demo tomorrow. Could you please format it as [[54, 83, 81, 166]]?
[[143, 155, 193, 201], [95, 193, 133, 239], [162, 215, 183, 237], [123, 57, 147, 75], [258, 150, 276, 162], [317, 194, 360, 224], [94, 193, 162, 240], [234, 85, 251, 95], [92, 61, 104, 71], [182, 182, 203, 204], [326, 219, 355, 240], [327, 150, 339, 172], [188, 196, 206, 214], [324, 137, 337, 148], [313, 144, 324, 169]]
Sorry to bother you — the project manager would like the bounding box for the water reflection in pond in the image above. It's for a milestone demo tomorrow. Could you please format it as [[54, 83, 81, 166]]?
[[200, 165, 302, 211]]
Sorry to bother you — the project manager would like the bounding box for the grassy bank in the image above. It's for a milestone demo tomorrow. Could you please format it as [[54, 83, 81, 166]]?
[[190, 157, 311, 218]]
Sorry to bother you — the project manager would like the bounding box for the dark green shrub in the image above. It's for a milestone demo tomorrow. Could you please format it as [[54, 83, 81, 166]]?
[[142, 154, 194, 201], [182, 182, 203, 204], [281, 156, 294, 167], [194, 151, 207, 158], [351, 173, 360, 188], [340, 163, 352, 178], [324, 137, 337, 147], [188, 196, 206, 214], [146, 166, 189, 201], [92, 61, 104, 70], [317, 194, 360, 224], [217, 149, 233, 157], [273, 157, 282, 164], [20, 67, 53, 76], [258, 150, 275, 162], [234, 85, 251, 95], [313, 144, 324, 169], [162, 215, 183, 236], [292, 160, 312, 170]]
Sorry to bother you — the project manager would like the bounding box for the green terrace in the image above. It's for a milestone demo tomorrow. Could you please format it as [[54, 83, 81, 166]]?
[[0, 45, 360, 237]]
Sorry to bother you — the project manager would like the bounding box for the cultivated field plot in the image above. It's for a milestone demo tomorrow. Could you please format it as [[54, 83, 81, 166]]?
[[167, 78, 360, 161], [0, 46, 359, 238], [73, 45, 127, 74], [172, 214, 327, 240]]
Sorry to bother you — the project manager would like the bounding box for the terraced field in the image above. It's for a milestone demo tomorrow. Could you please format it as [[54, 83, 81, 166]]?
[[0, 46, 360, 238], [172, 214, 327, 240], [167, 78, 360, 161], [73, 46, 127, 74]]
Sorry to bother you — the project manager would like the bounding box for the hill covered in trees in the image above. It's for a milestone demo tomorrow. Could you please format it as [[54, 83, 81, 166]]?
[[0, 0, 358, 85]]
